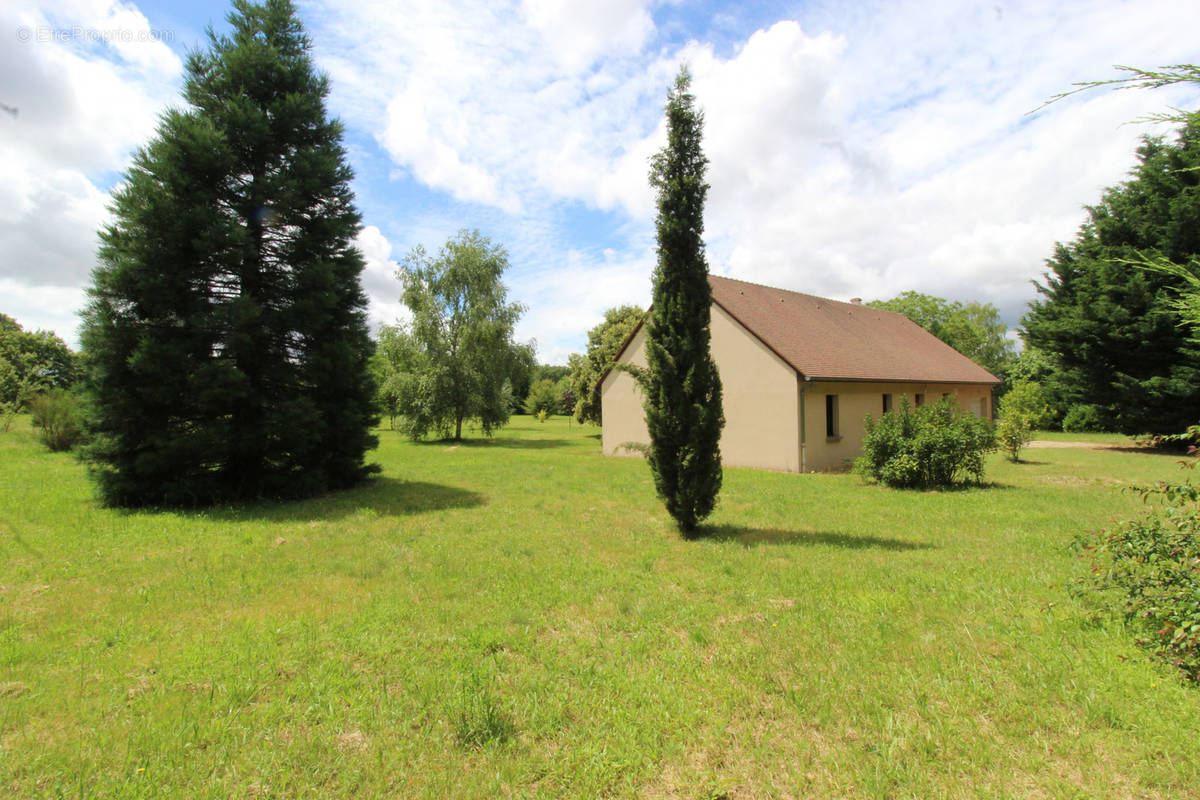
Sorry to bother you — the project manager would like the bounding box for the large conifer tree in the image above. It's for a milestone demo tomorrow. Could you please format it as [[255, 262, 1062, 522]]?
[[642, 68, 724, 535], [1022, 114, 1200, 435], [80, 0, 378, 506]]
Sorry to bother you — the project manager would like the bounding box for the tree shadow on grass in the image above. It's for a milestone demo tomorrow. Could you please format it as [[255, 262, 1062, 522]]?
[[412, 436, 573, 450], [864, 480, 1016, 493], [1105, 445, 1187, 457], [193, 477, 486, 523], [700, 524, 934, 551]]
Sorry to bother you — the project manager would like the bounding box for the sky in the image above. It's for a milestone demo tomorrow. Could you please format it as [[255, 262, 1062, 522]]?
[[3, 0, 1199, 364]]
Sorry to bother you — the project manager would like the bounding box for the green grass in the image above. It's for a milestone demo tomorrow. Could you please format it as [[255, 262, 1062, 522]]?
[[1028, 429, 1138, 445], [2, 414, 1198, 798]]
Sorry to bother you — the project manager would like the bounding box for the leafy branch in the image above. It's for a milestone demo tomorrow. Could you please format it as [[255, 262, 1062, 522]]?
[[1117, 253, 1200, 342], [1032, 63, 1200, 122]]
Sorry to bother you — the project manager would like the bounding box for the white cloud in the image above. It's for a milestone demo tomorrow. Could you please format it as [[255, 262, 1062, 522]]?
[[354, 225, 411, 333], [7, 0, 1200, 364], [307, 0, 1200, 361], [0, 166, 110, 285], [381, 78, 517, 212], [510, 247, 652, 364], [308, 0, 670, 220], [521, 0, 655, 73], [672, 0, 1200, 332], [0, 279, 88, 347], [0, 0, 181, 341]]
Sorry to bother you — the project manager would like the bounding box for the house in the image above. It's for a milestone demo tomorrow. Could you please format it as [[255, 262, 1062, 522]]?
[[601, 275, 1000, 472]]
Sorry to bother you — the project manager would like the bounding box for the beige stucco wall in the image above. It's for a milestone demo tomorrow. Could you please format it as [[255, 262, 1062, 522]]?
[[712, 305, 801, 471], [600, 323, 652, 459], [601, 304, 800, 471], [802, 382, 993, 472], [601, 310, 995, 474]]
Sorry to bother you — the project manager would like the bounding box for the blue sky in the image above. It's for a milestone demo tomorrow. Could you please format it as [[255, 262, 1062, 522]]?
[[3, 0, 1199, 363]]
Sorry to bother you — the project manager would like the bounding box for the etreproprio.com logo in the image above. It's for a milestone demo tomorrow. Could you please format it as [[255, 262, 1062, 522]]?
[[16, 25, 175, 45]]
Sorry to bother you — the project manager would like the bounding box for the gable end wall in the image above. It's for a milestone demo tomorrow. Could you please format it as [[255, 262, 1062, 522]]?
[[601, 304, 800, 472]]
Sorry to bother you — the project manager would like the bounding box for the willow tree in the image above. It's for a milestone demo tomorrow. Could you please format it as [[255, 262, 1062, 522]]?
[[80, 0, 378, 506], [391, 230, 530, 441], [641, 68, 724, 536]]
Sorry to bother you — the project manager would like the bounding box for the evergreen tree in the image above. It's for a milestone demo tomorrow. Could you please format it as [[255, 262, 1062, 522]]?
[[80, 0, 378, 506], [642, 68, 724, 536], [1022, 115, 1200, 435]]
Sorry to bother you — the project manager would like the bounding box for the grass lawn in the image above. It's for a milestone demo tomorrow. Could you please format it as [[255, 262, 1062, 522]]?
[[2, 415, 1198, 798]]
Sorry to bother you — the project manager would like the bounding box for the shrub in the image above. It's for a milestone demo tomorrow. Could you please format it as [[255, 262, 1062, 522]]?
[[0, 402, 16, 433], [855, 396, 995, 488], [996, 417, 1030, 462], [1063, 403, 1106, 433], [0, 357, 34, 428], [1072, 425, 1200, 681], [559, 386, 576, 417], [377, 374, 403, 431], [523, 378, 559, 417], [0, 356, 19, 408], [28, 389, 84, 452], [997, 381, 1050, 461]]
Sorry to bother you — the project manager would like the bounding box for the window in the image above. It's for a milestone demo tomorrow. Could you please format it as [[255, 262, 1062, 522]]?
[[826, 394, 840, 438], [978, 397, 988, 418], [915, 393, 925, 407], [882, 393, 893, 414]]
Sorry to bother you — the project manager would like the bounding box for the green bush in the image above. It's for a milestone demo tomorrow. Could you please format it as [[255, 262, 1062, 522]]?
[[523, 378, 559, 417], [0, 402, 16, 433], [1063, 403, 1106, 433], [0, 356, 19, 408], [855, 396, 996, 488], [28, 389, 84, 452], [997, 381, 1050, 461], [996, 416, 1029, 462], [1072, 425, 1200, 681]]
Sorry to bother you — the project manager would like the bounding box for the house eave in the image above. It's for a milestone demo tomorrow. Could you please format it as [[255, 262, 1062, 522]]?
[[800, 375, 1001, 386]]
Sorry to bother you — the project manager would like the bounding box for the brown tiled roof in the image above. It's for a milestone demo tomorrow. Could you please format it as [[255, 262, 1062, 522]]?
[[709, 275, 999, 384]]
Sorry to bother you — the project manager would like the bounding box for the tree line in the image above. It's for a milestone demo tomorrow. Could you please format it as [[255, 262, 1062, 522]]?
[[13, 0, 1199, 520], [0, 314, 80, 435]]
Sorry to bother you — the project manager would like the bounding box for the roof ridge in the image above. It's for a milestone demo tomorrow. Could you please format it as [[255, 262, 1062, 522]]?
[[709, 273, 896, 314]]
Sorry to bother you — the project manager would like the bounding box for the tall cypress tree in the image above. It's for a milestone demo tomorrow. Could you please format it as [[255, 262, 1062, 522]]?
[[643, 68, 724, 535], [80, 0, 378, 506]]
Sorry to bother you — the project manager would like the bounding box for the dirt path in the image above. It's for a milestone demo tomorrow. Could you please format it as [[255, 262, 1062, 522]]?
[[1027, 440, 1107, 449], [1027, 440, 1135, 451]]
